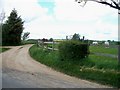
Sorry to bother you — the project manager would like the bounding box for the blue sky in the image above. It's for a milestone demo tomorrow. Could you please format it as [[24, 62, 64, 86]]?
[[0, 0, 118, 41], [38, 0, 55, 15]]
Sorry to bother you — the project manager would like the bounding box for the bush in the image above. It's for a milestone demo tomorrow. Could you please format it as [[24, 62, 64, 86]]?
[[58, 40, 90, 61]]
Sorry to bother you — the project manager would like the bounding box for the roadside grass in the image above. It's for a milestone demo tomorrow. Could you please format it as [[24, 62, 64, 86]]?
[[29, 45, 120, 88], [90, 45, 118, 55], [0, 48, 10, 53]]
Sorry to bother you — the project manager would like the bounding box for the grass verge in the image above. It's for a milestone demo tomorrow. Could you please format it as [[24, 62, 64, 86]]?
[[0, 48, 10, 53], [29, 45, 120, 88]]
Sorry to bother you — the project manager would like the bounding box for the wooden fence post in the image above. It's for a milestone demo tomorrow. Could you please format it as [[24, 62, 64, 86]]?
[[47, 43, 48, 50], [52, 41, 54, 51], [42, 41, 44, 49], [118, 45, 120, 64]]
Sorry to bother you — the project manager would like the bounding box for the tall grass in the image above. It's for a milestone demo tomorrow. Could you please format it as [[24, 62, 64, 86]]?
[[29, 45, 120, 88]]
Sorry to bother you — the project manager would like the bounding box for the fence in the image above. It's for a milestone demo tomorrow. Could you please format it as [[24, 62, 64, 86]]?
[[37, 40, 59, 51]]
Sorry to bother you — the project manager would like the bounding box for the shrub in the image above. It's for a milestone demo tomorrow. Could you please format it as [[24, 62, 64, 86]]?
[[58, 40, 90, 61]]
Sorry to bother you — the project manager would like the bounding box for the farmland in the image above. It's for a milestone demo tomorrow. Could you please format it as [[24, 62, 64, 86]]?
[[29, 44, 120, 88], [90, 45, 118, 55]]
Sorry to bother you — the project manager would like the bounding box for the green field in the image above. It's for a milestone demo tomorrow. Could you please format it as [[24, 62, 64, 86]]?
[[29, 45, 120, 88], [21, 39, 37, 45], [90, 45, 118, 55], [47, 43, 118, 55]]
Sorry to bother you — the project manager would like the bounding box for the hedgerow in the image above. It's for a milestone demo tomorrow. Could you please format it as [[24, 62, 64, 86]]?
[[58, 40, 90, 61]]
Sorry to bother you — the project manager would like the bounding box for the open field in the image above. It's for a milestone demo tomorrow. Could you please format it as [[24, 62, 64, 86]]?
[[90, 45, 118, 55], [45, 42, 118, 55], [21, 39, 37, 45], [29, 45, 120, 88]]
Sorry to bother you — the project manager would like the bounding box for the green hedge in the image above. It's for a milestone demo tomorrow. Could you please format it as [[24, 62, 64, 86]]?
[[58, 40, 90, 61]]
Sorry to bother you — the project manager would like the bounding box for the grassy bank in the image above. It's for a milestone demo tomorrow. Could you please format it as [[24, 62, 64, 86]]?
[[29, 45, 120, 88], [0, 48, 10, 53]]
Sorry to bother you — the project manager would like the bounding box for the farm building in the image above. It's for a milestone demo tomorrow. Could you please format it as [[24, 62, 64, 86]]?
[[92, 42, 98, 45], [104, 41, 109, 47]]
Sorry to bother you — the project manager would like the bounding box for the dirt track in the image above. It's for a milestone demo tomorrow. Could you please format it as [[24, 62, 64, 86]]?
[[1, 44, 111, 88]]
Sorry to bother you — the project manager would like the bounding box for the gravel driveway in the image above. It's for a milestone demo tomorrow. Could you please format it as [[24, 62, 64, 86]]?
[[1, 44, 111, 88]]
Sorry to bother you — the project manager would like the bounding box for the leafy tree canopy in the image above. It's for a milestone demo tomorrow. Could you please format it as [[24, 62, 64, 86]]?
[[2, 9, 24, 46], [22, 32, 30, 41], [72, 33, 80, 40]]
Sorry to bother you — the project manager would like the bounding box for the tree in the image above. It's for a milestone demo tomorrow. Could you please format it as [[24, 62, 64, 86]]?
[[2, 9, 24, 45], [75, 0, 120, 14], [22, 32, 30, 41], [72, 33, 80, 40], [49, 38, 53, 42]]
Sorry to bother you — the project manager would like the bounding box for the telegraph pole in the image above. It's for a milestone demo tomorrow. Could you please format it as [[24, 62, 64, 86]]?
[[0, 9, 5, 90], [118, 13, 120, 65], [0, 10, 5, 46]]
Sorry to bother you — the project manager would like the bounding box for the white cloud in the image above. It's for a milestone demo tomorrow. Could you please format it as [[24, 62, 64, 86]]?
[[54, 0, 117, 21], [1, 0, 48, 22], [1, 0, 118, 41]]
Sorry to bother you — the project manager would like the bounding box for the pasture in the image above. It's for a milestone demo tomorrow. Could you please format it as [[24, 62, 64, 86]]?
[[90, 45, 118, 55], [44, 42, 118, 57], [21, 39, 37, 45], [29, 44, 120, 88]]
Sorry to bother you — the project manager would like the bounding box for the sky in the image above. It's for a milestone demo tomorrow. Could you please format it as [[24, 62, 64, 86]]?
[[0, 0, 118, 41]]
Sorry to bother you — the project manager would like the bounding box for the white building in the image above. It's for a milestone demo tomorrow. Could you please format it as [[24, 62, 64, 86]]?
[[104, 41, 109, 47], [92, 42, 98, 45]]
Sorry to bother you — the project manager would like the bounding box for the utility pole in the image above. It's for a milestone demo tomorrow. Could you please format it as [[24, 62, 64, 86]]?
[[0, 10, 5, 46], [0, 9, 5, 90], [118, 13, 120, 65]]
